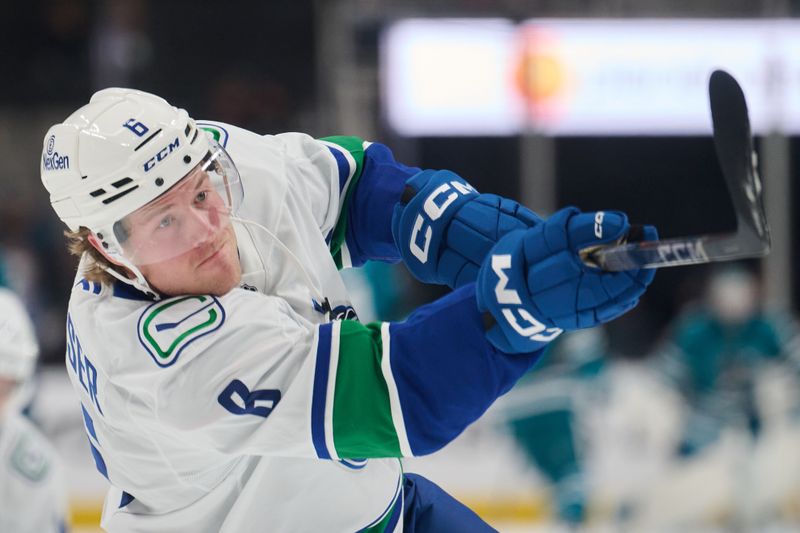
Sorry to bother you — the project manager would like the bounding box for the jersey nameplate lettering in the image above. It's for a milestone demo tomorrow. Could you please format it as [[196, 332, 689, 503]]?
[[138, 295, 226, 367], [67, 314, 103, 414]]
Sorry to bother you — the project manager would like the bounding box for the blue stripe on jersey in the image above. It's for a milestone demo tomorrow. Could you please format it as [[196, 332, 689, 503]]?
[[327, 145, 351, 194], [339, 458, 368, 470], [113, 281, 156, 301], [382, 494, 403, 533], [360, 470, 403, 532], [311, 323, 333, 459], [387, 284, 542, 455], [75, 279, 100, 294], [81, 404, 98, 440], [343, 143, 418, 267], [119, 491, 135, 508], [89, 439, 109, 479]]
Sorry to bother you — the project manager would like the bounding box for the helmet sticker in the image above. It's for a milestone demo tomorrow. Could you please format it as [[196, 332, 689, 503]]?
[[123, 119, 150, 137], [41, 134, 70, 171]]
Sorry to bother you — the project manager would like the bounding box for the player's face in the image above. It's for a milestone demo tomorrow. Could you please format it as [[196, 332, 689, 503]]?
[[123, 169, 241, 296]]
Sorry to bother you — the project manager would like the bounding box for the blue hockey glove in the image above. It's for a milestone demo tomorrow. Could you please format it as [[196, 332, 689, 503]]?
[[476, 206, 657, 354], [392, 169, 542, 289]]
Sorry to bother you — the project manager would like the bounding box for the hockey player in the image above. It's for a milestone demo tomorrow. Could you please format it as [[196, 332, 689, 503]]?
[[0, 287, 69, 533], [40, 88, 657, 532]]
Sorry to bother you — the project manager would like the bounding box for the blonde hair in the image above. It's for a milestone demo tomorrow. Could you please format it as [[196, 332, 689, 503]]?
[[64, 227, 118, 286]]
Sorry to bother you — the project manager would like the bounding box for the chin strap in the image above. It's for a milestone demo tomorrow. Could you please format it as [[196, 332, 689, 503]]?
[[85, 228, 162, 300], [91, 254, 161, 301]]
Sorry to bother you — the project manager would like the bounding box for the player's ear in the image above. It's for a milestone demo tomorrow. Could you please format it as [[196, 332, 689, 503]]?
[[87, 233, 127, 267]]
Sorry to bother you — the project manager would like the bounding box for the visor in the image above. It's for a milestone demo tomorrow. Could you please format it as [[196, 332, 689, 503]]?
[[110, 138, 243, 266]]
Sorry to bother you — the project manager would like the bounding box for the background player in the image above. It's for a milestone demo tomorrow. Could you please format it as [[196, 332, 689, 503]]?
[[0, 287, 69, 533]]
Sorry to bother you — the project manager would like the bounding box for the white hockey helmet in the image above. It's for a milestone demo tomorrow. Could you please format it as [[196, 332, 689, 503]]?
[[0, 288, 38, 383], [40, 89, 243, 290]]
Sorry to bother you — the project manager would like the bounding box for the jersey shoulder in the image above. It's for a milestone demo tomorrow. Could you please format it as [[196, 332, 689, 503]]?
[[195, 120, 291, 166], [68, 264, 312, 380]]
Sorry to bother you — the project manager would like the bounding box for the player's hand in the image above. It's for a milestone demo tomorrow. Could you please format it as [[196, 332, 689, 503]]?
[[476, 206, 657, 354], [392, 169, 542, 289]]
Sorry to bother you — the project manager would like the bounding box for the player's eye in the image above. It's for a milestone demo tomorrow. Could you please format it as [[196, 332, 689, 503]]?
[[195, 191, 208, 203]]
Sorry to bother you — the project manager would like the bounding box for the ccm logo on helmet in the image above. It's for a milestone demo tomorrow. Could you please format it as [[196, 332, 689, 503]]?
[[144, 137, 180, 172], [42, 135, 70, 171]]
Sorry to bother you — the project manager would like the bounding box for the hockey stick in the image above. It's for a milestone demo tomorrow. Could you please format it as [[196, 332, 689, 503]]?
[[581, 69, 771, 271]]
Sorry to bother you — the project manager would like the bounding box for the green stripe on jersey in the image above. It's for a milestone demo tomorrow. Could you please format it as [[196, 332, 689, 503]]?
[[332, 320, 402, 458], [319, 136, 366, 269]]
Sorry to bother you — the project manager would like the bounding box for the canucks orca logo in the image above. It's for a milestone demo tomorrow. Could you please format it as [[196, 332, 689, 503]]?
[[138, 295, 226, 367]]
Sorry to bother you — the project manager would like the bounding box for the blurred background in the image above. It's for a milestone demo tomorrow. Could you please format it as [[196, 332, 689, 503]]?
[[4, 0, 800, 531]]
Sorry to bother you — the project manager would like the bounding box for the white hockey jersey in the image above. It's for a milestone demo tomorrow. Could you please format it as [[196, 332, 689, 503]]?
[[0, 411, 67, 533], [65, 124, 405, 532]]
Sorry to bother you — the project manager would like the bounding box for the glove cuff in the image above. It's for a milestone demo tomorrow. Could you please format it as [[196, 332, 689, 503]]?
[[391, 170, 477, 284]]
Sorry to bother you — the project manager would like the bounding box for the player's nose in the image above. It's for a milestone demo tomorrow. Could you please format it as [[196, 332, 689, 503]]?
[[186, 206, 221, 248]]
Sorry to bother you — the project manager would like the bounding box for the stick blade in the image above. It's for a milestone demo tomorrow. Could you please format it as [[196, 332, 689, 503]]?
[[585, 70, 770, 271], [708, 69, 771, 251]]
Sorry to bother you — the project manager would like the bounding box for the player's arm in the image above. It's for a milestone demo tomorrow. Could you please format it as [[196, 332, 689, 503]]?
[[310, 283, 536, 459], [313, 208, 656, 459], [154, 208, 655, 460], [318, 137, 418, 269], [283, 133, 542, 279], [324, 137, 543, 283], [274, 133, 417, 268], [152, 285, 536, 460]]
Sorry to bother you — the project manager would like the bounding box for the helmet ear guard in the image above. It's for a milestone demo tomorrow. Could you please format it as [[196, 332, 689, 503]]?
[[83, 231, 161, 299]]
